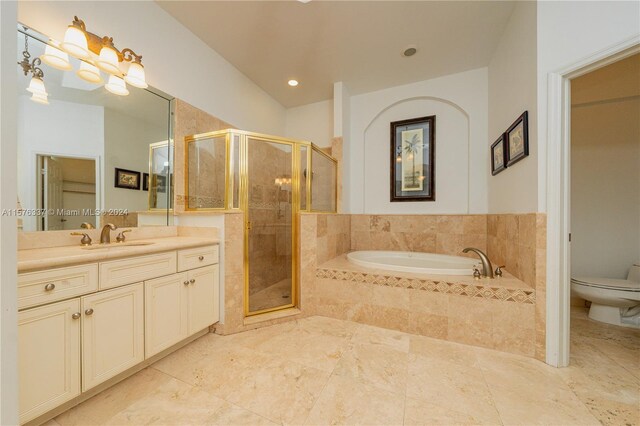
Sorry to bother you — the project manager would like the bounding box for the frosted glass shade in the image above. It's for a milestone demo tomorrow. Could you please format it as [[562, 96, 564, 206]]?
[[61, 25, 89, 58], [31, 92, 49, 105], [124, 62, 148, 88], [40, 45, 71, 71], [26, 76, 47, 96], [96, 46, 120, 74], [105, 75, 129, 96], [76, 61, 103, 84]]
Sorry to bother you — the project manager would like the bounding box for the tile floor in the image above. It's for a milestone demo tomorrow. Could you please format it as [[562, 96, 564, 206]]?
[[46, 307, 639, 426]]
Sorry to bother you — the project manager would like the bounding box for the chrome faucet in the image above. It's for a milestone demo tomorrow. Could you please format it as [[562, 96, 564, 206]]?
[[462, 247, 494, 278], [100, 223, 117, 244]]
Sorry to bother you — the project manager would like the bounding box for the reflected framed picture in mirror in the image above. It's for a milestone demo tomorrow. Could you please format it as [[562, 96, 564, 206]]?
[[142, 173, 149, 191], [114, 168, 141, 190]]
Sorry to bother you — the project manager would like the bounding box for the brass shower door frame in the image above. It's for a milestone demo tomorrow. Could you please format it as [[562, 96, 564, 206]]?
[[184, 129, 337, 318], [240, 132, 302, 317]]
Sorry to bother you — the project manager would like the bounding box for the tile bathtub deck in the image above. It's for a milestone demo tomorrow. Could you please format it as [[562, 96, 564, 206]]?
[[48, 308, 639, 426]]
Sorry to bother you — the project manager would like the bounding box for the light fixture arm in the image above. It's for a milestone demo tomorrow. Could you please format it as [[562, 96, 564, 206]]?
[[17, 28, 44, 79], [121, 48, 143, 64]]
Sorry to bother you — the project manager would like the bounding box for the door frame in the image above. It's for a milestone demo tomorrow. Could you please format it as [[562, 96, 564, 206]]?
[[34, 152, 102, 231], [545, 36, 640, 367]]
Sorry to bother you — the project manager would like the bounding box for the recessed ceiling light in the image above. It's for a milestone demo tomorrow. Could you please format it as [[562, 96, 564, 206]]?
[[402, 45, 418, 57], [288, 79, 299, 87], [298, 0, 312, 3]]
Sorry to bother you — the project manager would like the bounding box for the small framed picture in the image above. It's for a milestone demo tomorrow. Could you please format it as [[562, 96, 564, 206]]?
[[491, 134, 507, 175], [153, 174, 167, 194], [142, 173, 149, 191], [506, 111, 529, 167], [114, 168, 141, 190]]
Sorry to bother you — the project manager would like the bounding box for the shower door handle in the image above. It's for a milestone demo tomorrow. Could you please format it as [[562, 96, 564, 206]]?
[[246, 221, 251, 230]]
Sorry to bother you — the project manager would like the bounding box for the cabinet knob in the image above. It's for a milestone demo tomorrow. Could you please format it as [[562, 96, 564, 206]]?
[[183, 280, 190, 286], [189, 278, 196, 284], [44, 283, 56, 291], [198, 255, 204, 261], [72, 312, 81, 320], [85, 308, 94, 316]]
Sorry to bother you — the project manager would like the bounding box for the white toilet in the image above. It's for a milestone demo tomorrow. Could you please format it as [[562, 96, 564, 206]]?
[[571, 263, 640, 328]]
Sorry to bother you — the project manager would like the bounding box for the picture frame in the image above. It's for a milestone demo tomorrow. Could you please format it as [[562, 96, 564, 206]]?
[[506, 111, 529, 167], [114, 168, 141, 190], [142, 173, 149, 191], [491, 134, 507, 175], [152, 174, 167, 194], [390, 115, 436, 202]]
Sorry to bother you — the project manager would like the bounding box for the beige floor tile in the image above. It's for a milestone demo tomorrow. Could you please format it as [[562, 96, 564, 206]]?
[[350, 322, 411, 353], [304, 374, 405, 426], [403, 397, 496, 426], [333, 342, 409, 395], [409, 334, 479, 367], [251, 326, 350, 372], [406, 353, 501, 424], [295, 315, 362, 339]]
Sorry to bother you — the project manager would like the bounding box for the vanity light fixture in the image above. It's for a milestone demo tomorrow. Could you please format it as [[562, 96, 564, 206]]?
[[18, 28, 49, 105], [40, 43, 71, 71], [288, 79, 299, 87], [58, 16, 147, 93]]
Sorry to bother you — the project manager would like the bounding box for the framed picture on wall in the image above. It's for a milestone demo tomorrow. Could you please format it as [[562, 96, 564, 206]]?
[[114, 168, 141, 190], [390, 115, 436, 202], [506, 111, 529, 166], [491, 134, 507, 175]]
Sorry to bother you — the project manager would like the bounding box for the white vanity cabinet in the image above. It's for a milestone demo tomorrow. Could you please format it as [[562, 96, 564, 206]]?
[[18, 299, 81, 425], [17, 244, 220, 424], [81, 283, 145, 391], [145, 264, 219, 357]]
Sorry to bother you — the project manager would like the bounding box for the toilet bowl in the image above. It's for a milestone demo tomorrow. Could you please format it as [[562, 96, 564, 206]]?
[[571, 263, 640, 328]]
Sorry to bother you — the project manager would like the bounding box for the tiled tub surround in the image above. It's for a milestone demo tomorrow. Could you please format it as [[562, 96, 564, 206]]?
[[308, 255, 538, 357], [300, 213, 546, 360]]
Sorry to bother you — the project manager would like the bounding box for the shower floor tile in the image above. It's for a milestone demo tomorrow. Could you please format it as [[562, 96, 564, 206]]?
[[50, 308, 637, 426]]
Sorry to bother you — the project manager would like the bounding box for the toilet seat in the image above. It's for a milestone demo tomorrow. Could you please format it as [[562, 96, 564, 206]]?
[[571, 276, 640, 292]]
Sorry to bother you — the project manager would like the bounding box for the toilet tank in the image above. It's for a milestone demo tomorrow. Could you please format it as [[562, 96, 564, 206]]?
[[628, 263, 640, 283]]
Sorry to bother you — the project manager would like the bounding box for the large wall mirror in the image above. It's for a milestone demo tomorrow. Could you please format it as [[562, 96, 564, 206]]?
[[16, 26, 174, 232]]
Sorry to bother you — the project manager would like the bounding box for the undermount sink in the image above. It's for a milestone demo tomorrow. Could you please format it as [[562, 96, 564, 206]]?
[[81, 241, 156, 250]]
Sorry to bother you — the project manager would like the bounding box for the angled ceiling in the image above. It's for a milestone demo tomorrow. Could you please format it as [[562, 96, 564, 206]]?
[[158, 1, 516, 108]]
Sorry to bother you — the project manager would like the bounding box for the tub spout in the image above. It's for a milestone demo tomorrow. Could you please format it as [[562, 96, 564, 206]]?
[[462, 247, 494, 278]]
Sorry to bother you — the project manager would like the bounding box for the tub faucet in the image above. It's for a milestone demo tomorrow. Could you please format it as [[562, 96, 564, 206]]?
[[100, 223, 117, 244], [462, 247, 494, 278]]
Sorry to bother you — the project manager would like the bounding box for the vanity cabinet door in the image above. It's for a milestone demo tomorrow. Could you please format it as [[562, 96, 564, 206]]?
[[18, 299, 81, 424], [81, 283, 144, 391], [145, 272, 189, 358], [187, 265, 219, 334]]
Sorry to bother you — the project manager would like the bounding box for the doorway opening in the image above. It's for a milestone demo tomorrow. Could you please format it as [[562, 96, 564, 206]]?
[[36, 155, 98, 231]]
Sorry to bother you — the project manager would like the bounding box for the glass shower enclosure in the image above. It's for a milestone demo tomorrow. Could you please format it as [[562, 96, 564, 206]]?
[[185, 130, 337, 316]]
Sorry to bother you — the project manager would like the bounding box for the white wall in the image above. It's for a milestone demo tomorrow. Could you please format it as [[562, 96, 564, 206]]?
[[348, 68, 488, 214], [537, 0, 640, 212], [104, 108, 165, 213], [17, 96, 104, 231], [0, 1, 19, 422], [18, 1, 286, 135], [488, 1, 538, 213], [571, 71, 640, 279], [284, 100, 333, 147]]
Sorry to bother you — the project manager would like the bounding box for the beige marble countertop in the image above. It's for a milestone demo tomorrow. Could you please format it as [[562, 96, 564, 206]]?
[[318, 254, 533, 291], [18, 236, 220, 273]]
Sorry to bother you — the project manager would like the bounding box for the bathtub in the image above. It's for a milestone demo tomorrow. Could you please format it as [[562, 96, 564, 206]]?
[[346, 250, 477, 275]]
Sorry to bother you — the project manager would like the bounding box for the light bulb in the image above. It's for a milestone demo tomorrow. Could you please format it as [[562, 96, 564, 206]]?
[[30, 91, 49, 105], [61, 25, 89, 58], [76, 61, 103, 84], [40, 44, 71, 71], [124, 61, 148, 88], [27, 76, 47, 96], [96, 45, 120, 74], [288, 79, 299, 87], [105, 74, 129, 96]]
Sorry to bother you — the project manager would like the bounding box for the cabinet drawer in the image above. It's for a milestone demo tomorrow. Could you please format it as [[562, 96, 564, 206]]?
[[99, 252, 177, 290], [177, 245, 219, 272], [18, 264, 98, 310]]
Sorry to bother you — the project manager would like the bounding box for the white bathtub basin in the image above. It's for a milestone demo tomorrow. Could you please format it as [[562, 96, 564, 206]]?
[[346, 250, 477, 275]]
